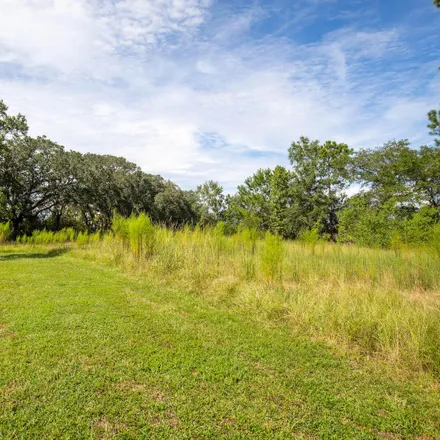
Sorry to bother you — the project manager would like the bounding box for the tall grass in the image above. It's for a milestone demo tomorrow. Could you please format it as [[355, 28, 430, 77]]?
[[76, 230, 101, 246], [299, 227, 320, 255], [16, 228, 77, 245], [429, 223, 440, 262], [261, 231, 284, 284], [4, 214, 440, 375], [4, 227, 104, 246], [70, 214, 440, 375], [127, 213, 155, 259], [0, 222, 11, 243]]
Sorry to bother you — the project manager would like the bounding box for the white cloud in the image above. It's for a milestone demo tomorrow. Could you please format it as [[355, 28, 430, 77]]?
[[0, 0, 210, 76], [0, 0, 102, 74], [104, 0, 210, 48], [0, 0, 438, 191]]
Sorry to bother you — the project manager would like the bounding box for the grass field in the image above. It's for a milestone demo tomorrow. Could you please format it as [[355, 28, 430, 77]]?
[[74, 219, 440, 376], [1, 245, 440, 439]]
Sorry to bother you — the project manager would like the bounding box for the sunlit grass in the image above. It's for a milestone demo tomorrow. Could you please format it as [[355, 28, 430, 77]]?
[[64, 215, 440, 376], [2, 215, 440, 375], [2, 249, 439, 438]]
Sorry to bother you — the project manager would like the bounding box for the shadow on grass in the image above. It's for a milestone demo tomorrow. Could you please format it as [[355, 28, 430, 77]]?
[[0, 248, 70, 261]]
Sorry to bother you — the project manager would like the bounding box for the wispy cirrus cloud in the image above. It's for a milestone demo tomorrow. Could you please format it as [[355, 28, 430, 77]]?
[[0, 0, 211, 75], [0, 0, 438, 191]]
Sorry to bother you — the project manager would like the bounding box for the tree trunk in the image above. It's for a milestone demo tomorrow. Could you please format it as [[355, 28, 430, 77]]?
[[54, 208, 64, 230], [11, 216, 22, 240]]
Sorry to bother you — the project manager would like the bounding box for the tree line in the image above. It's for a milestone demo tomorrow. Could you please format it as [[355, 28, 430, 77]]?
[[0, 100, 201, 238], [1, 98, 439, 248]]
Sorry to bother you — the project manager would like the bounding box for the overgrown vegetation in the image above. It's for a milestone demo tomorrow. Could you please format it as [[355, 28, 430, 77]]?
[[1, 158, 440, 373], [0, 221, 10, 243], [27, 214, 430, 376], [1, 2, 440, 438], [1, 45, 440, 377]]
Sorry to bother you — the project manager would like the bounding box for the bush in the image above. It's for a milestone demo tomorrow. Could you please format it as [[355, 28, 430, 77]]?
[[396, 207, 439, 245], [0, 222, 11, 243]]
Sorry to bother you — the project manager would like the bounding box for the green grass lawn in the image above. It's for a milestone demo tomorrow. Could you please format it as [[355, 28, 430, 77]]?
[[0, 247, 439, 439]]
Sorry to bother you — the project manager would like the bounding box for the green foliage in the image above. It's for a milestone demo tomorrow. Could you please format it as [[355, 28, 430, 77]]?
[[299, 228, 320, 254], [16, 228, 77, 245], [76, 231, 90, 246], [232, 225, 259, 279], [153, 181, 199, 226], [416, 145, 440, 208], [71, 153, 141, 231], [89, 231, 101, 246], [230, 166, 293, 237], [339, 200, 440, 250], [196, 180, 226, 226], [288, 137, 353, 239], [66, 228, 76, 242], [396, 207, 439, 245], [112, 212, 130, 247], [0, 99, 28, 144], [354, 140, 419, 203], [260, 231, 284, 284], [0, 134, 68, 237], [127, 213, 155, 259], [0, 221, 11, 243], [338, 195, 396, 248], [235, 224, 258, 254], [428, 109, 440, 146], [111, 213, 156, 259], [74, 230, 101, 247], [0, 99, 202, 235], [346, 140, 440, 248], [1, 98, 440, 250], [214, 221, 226, 236], [235, 168, 273, 230], [269, 165, 292, 237]]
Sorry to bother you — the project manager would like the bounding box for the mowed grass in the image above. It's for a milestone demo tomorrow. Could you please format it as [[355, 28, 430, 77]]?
[[1, 247, 440, 439]]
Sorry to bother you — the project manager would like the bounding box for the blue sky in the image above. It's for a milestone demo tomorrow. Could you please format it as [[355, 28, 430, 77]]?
[[0, 0, 439, 191]]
